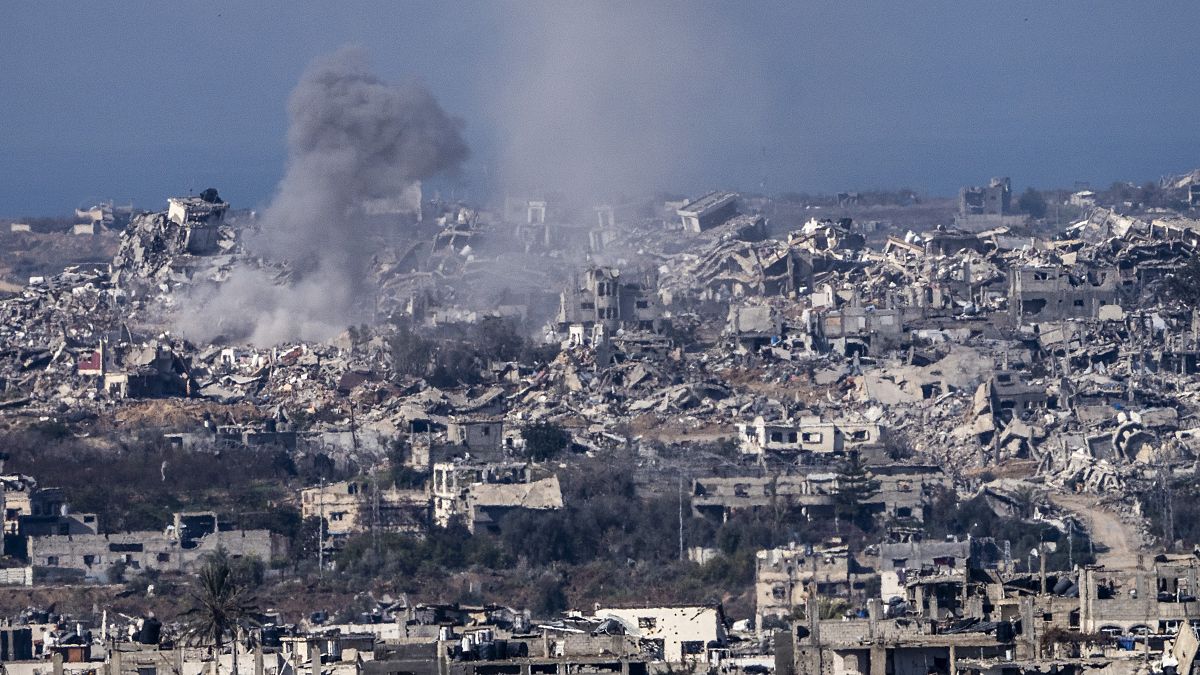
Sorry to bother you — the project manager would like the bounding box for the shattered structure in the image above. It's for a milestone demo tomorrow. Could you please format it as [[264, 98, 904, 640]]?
[[9, 168, 1200, 675], [29, 511, 281, 583], [556, 266, 662, 345]]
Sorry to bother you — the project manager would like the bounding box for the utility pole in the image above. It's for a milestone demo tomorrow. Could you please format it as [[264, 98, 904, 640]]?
[[372, 471, 381, 557], [678, 472, 684, 561], [1068, 521, 1074, 569], [318, 476, 326, 579], [1159, 464, 1175, 550]]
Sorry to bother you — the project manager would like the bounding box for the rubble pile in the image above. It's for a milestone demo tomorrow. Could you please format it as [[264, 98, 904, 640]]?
[[5, 188, 1200, 554], [111, 209, 239, 287]]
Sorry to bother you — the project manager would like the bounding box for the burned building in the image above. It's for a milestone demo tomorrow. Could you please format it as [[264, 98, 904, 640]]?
[[166, 193, 229, 255]]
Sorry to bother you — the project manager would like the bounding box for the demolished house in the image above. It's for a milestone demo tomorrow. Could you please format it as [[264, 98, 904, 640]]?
[[431, 460, 562, 532], [556, 266, 662, 346], [29, 511, 282, 583]]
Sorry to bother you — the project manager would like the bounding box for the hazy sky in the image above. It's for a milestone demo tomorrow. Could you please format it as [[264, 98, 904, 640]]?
[[3, 1, 1199, 215]]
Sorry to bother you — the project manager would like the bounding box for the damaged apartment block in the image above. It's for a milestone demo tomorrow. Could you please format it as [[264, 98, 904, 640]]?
[[557, 266, 663, 346]]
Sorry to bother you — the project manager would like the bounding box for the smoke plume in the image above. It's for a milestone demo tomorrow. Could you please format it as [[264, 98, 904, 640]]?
[[178, 46, 468, 345], [488, 5, 766, 204]]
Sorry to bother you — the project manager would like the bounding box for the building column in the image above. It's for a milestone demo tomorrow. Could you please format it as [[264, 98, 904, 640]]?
[[309, 641, 322, 675], [869, 646, 887, 675]]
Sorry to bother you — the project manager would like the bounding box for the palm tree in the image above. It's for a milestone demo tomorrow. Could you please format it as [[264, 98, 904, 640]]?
[[184, 555, 258, 675]]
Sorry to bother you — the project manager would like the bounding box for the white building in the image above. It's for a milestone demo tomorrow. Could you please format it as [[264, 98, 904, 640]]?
[[735, 416, 885, 456], [593, 605, 726, 663], [1069, 190, 1097, 208]]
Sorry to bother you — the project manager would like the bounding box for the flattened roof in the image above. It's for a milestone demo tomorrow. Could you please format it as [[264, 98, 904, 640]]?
[[470, 475, 563, 510], [678, 191, 737, 216]]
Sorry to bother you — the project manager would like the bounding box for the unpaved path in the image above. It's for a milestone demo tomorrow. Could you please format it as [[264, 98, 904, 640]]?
[[1050, 491, 1141, 568]]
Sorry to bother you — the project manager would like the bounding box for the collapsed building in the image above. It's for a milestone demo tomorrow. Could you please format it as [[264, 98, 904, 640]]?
[[8, 174, 1200, 675], [556, 267, 662, 345], [111, 190, 237, 286], [776, 550, 1200, 675], [677, 192, 739, 233], [735, 416, 887, 460], [300, 479, 430, 543], [28, 511, 282, 583], [431, 460, 563, 532], [692, 465, 946, 526]]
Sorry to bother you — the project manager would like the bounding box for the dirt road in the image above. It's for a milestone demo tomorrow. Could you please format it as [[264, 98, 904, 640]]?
[[1050, 492, 1140, 568]]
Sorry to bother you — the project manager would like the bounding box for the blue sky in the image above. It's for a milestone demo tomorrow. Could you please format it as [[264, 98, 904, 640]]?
[[2, 1, 1198, 215]]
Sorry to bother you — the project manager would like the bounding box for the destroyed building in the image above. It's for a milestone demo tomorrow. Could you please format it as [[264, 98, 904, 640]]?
[[592, 605, 726, 663], [726, 303, 784, 353], [756, 542, 865, 631], [776, 546, 1200, 675], [300, 480, 429, 543], [676, 191, 739, 232], [692, 465, 945, 525], [808, 302, 905, 357], [28, 511, 282, 582], [11, 161, 1200, 675], [110, 190, 236, 286], [431, 460, 563, 532], [878, 539, 973, 602], [735, 415, 887, 460], [0, 476, 97, 540], [1009, 266, 1122, 324], [959, 178, 1011, 218], [556, 267, 662, 345]]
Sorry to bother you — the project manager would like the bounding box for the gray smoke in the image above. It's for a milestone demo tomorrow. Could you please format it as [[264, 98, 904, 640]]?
[[178, 46, 468, 345], [489, 5, 766, 203]]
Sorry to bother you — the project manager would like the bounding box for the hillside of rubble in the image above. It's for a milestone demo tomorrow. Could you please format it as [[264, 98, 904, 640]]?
[[1, 179, 1200, 623]]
